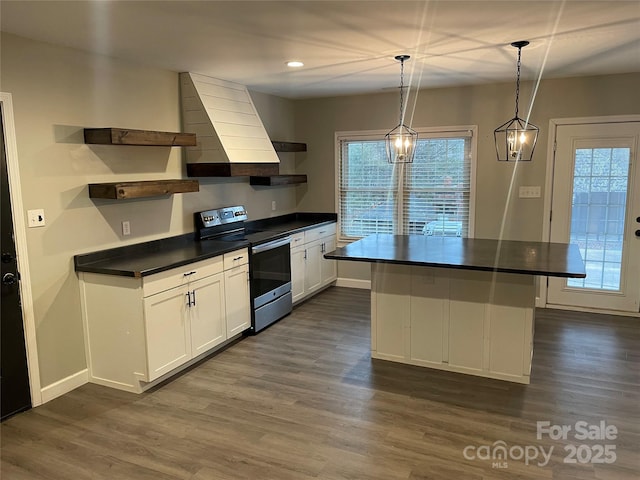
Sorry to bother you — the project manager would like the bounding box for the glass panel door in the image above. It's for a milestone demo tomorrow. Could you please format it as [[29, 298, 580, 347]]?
[[567, 147, 630, 291], [548, 121, 640, 313]]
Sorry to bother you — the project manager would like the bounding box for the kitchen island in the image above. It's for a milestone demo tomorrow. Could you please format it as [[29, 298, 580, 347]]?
[[325, 234, 586, 384]]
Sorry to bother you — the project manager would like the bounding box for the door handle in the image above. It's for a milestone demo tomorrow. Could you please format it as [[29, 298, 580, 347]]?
[[2, 272, 16, 285]]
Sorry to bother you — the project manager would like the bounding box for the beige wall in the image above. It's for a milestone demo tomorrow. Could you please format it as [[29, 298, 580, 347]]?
[[3, 30, 639, 392], [293, 72, 640, 280], [1, 33, 297, 388]]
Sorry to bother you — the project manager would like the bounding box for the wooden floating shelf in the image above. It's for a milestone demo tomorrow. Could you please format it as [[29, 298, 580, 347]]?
[[88, 179, 199, 200], [84, 128, 197, 147], [186, 163, 279, 177], [271, 141, 307, 153], [249, 175, 308, 186]]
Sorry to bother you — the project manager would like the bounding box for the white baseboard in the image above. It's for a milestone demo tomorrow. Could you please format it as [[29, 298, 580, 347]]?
[[41, 369, 88, 403], [336, 277, 371, 290], [544, 303, 640, 318]]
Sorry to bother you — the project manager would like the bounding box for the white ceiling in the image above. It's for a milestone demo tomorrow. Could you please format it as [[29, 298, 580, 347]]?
[[1, 1, 639, 99]]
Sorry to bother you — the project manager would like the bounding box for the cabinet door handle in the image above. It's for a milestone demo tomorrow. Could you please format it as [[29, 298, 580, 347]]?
[[192, 289, 196, 306], [304, 249, 307, 260], [183, 271, 196, 277], [321, 242, 325, 253], [186, 291, 192, 307]]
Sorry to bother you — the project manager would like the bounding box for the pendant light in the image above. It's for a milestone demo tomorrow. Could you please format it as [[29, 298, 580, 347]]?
[[385, 55, 418, 164], [494, 41, 539, 162]]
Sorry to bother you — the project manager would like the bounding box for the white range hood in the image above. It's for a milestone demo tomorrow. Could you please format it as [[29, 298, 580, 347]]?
[[180, 72, 280, 176]]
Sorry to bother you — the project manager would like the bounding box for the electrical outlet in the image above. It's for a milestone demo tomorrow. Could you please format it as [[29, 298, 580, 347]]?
[[519, 186, 541, 198], [271, 201, 277, 211], [27, 209, 45, 227], [122, 220, 131, 236]]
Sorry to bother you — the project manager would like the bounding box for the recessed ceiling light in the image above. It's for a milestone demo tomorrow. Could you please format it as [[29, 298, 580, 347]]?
[[286, 61, 304, 68]]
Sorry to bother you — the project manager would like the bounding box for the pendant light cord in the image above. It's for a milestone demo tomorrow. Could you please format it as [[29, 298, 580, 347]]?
[[399, 57, 405, 125], [514, 46, 522, 119]]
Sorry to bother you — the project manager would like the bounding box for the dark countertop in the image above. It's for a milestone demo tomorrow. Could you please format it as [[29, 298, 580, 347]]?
[[324, 234, 586, 278], [74, 212, 337, 278], [74, 233, 249, 278], [247, 212, 337, 234]]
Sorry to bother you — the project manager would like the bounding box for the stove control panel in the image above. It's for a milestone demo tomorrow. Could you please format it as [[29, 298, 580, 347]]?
[[197, 205, 247, 228]]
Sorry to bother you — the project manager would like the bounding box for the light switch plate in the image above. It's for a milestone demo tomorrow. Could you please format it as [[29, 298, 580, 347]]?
[[27, 209, 45, 227], [519, 186, 541, 198]]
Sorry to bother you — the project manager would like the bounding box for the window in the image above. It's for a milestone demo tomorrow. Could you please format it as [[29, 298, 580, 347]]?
[[336, 127, 476, 241]]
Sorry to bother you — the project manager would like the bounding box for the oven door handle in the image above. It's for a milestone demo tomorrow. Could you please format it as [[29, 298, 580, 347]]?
[[251, 236, 291, 254]]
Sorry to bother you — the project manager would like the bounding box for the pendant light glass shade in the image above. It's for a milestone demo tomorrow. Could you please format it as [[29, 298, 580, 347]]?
[[494, 41, 539, 162], [386, 55, 417, 164]]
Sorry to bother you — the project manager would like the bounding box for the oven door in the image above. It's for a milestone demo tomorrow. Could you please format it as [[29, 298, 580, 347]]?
[[251, 236, 291, 309]]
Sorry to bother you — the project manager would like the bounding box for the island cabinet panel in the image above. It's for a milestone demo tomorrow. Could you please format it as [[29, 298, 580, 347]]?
[[409, 269, 448, 365], [447, 301, 485, 372], [370, 264, 535, 384], [371, 264, 410, 361]]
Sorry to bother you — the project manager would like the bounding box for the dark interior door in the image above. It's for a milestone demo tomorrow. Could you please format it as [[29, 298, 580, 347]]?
[[1, 105, 32, 421]]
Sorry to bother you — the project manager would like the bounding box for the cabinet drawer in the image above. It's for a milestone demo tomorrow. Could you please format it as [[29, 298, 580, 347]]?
[[223, 248, 249, 270], [143, 256, 223, 297], [304, 223, 337, 244], [290, 232, 305, 248]]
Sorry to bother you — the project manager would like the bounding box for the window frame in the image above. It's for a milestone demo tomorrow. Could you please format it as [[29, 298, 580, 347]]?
[[335, 126, 477, 244]]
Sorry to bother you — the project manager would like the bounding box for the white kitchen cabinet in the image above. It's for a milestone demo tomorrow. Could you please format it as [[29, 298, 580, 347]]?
[[304, 240, 323, 294], [143, 271, 226, 380], [143, 284, 191, 380], [223, 248, 250, 337], [320, 235, 337, 285], [224, 267, 250, 337], [290, 223, 337, 304], [79, 249, 249, 393], [190, 273, 227, 355], [291, 244, 306, 303]]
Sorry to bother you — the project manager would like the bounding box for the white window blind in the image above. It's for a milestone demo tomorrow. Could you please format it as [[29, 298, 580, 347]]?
[[338, 128, 475, 240]]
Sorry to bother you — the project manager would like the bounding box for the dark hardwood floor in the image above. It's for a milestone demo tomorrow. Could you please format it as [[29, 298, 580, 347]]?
[[1, 287, 638, 479]]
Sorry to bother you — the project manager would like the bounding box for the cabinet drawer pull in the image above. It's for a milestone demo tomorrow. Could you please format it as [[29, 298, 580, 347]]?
[[183, 271, 196, 277], [233, 256, 244, 261]]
